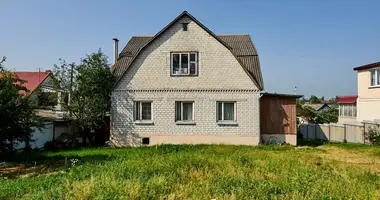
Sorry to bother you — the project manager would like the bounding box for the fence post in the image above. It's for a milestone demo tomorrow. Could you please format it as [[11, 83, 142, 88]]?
[[344, 124, 347, 143], [363, 122, 366, 144], [328, 125, 331, 141], [306, 124, 309, 139]]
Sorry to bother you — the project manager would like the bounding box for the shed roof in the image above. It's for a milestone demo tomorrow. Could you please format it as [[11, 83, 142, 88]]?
[[337, 96, 357, 104], [112, 11, 263, 90]]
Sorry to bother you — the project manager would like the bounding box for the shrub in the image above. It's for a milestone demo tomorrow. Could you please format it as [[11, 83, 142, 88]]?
[[365, 127, 380, 145]]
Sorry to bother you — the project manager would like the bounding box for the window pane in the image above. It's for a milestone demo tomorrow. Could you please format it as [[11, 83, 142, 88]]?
[[172, 54, 180, 74], [344, 104, 349, 116], [347, 104, 352, 117], [218, 102, 223, 121], [223, 103, 235, 120], [371, 70, 376, 86], [181, 54, 189, 74], [353, 104, 357, 117], [134, 102, 140, 120], [141, 102, 151, 120], [182, 102, 193, 121], [190, 53, 196, 62], [175, 102, 181, 121], [190, 63, 196, 75], [377, 70, 380, 85]]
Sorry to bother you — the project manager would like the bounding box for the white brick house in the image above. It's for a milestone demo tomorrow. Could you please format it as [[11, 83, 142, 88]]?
[[111, 11, 264, 146]]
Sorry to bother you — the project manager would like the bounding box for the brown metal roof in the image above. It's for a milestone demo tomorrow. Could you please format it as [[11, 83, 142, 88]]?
[[261, 92, 303, 98], [353, 62, 380, 71], [113, 11, 264, 90]]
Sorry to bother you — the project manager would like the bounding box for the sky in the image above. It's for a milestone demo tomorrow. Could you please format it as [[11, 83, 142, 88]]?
[[1, 0, 379, 98]]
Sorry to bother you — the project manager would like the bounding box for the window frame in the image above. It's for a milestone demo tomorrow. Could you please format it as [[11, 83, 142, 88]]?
[[133, 101, 153, 122], [217, 101, 237, 122], [370, 69, 380, 87], [175, 101, 195, 122], [170, 52, 198, 76]]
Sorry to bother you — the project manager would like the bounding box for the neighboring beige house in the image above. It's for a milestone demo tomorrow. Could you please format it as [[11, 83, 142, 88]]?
[[110, 11, 270, 146], [353, 62, 380, 122]]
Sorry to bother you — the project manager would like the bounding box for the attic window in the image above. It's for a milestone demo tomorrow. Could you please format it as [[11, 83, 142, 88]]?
[[182, 23, 189, 31]]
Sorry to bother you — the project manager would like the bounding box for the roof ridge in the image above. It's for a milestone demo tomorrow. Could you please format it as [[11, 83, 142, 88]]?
[[217, 34, 250, 36], [132, 36, 154, 38]]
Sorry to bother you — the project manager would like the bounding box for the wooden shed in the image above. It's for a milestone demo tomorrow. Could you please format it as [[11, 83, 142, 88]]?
[[260, 93, 303, 145]]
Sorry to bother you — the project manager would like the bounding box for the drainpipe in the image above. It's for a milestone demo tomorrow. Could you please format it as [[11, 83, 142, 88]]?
[[258, 92, 263, 143]]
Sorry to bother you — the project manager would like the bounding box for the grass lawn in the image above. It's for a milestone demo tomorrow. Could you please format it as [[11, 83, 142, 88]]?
[[1, 143, 380, 199]]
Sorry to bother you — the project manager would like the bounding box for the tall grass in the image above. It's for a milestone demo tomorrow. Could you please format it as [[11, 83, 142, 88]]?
[[1, 144, 380, 199]]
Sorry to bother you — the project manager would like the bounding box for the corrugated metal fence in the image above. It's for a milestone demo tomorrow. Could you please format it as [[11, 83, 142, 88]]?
[[299, 121, 380, 144]]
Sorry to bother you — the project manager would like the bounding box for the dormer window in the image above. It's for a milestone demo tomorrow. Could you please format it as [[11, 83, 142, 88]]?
[[171, 52, 197, 76]]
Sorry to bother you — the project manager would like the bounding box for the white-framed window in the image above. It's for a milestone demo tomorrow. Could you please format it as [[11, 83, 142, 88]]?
[[217, 102, 236, 121], [134, 101, 152, 121], [171, 52, 197, 75], [370, 69, 380, 87], [175, 101, 194, 121], [339, 104, 356, 117]]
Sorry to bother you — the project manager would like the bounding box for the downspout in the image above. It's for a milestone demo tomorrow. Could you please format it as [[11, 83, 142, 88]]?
[[258, 92, 264, 144]]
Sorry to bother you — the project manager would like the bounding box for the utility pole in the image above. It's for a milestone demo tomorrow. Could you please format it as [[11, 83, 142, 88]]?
[[69, 63, 74, 117]]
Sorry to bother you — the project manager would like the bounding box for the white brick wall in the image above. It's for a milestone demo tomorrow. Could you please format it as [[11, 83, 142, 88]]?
[[111, 15, 261, 146]]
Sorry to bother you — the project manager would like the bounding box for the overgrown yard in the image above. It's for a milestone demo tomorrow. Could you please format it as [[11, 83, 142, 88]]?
[[1, 143, 380, 199]]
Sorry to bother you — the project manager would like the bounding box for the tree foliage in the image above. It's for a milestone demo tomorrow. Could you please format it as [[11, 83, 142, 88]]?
[[0, 57, 42, 153], [52, 50, 113, 143], [297, 100, 338, 124]]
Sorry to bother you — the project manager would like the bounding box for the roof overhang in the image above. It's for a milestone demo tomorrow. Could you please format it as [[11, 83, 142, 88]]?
[[337, 95, 357, 104], [261, 92, 303, 99], [353, 62, 380, 71]]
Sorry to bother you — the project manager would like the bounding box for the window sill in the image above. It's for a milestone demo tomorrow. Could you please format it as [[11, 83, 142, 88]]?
[[217, 121, 238, 126], [134, 120, 154, 125], [171, 74, 198, 77], [369, 85, 380, 89], [339, 116, 356, 119], [176, 121, 196, 125]]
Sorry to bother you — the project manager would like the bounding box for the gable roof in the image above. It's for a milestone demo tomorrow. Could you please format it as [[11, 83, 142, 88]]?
[[303, 103, 330, 111], [14, 72, 51, 95], [112, 11, 264, 90], [353, 62, 380, 71]]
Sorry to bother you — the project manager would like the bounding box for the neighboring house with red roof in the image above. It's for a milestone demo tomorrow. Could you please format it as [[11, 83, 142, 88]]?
[[337, 95, 358, 124], [11, 71, 70, 149], [14, 71, 67, 117]]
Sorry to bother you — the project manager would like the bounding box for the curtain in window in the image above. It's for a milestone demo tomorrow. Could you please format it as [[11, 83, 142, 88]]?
[[181, 54, 189, 74], [224, 103, 234, 120], [371, 70, 376, 86], [182, 102, 193, 121], [172, 54, 180, 74]]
